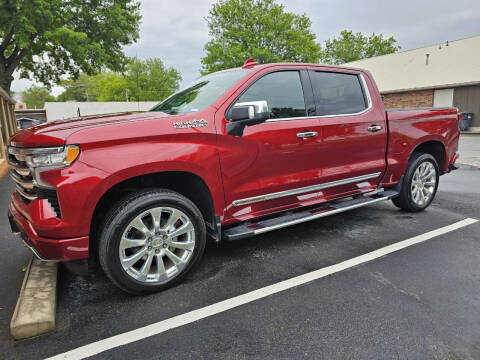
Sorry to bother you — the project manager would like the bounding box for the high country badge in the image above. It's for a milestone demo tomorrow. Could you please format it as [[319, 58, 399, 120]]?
[[173, 119, 208, 129]]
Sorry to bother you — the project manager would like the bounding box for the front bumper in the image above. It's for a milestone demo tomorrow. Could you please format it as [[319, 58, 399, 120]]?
[[8, 201, 89, 261]]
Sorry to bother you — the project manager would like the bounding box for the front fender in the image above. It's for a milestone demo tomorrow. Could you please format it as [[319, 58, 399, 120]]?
[[79, 140, 225, 220]]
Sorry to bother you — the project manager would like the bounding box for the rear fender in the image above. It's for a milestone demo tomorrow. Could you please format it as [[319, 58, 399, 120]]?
[[382, 134, 447, 187]]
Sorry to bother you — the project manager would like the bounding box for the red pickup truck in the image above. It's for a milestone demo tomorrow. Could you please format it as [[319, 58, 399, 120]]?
[[7, 59, 460, 294]]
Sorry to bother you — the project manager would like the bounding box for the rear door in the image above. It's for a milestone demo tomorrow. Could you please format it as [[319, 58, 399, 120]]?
[[308, 69, 387, 198], [216, 68, 325, 223]]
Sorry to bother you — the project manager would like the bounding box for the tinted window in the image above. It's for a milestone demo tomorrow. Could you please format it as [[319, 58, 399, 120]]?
[[151, 69, 249, 115], [236, 71, 306, 119], [310, 71, 367, 116]]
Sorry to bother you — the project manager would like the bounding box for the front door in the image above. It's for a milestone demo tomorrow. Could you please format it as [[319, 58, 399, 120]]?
[[216, 68, 324, 224]]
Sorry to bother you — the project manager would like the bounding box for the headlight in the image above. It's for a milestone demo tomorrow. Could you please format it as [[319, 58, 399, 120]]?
[[25, 145, 80, 169], [25, 145, 80, 188], [8, 145, 81, 191]]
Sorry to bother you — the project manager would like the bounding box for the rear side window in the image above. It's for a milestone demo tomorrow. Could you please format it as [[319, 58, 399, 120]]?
[[310, 71, 367, 116], [236, 71, 306, 119]]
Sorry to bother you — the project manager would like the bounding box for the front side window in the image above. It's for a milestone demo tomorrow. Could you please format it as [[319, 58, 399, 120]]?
[[310, 71, 367, 116], [235, 71, 306, 119], [151, 69, 249, 115]]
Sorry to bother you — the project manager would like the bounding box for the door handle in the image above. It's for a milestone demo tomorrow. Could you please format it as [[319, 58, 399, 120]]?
[[297, 131, 318, 139], [367, 125, 383, 132]]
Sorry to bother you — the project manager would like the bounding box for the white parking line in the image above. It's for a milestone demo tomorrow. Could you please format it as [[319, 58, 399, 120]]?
[[48, 218, 478, 360]]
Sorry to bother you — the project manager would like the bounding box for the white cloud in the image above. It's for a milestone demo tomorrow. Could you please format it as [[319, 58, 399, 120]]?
[[11, 0, 480, 96]]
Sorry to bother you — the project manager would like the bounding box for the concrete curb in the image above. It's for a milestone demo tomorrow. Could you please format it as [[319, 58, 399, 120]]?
[[10, 256, 58, 340], [461, 128, 480, 134]]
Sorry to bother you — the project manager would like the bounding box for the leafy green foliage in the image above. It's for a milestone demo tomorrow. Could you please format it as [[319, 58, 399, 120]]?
[[0, 0, 141, 93], [201, 0, 322, 74], [89, 73, 130, 102], [125, 58, 182, 101], [21, 85, 54, 108], [321, 30, 400, 65], [57, 74, 93, 102], [57, 58, 181, 102]]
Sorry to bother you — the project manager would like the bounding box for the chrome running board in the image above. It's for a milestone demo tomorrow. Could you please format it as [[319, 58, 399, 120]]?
[[223, 190, 398, 241]]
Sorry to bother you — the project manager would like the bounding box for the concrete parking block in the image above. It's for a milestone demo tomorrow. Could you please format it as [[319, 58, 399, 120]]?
[[10, 256, 58, 340]]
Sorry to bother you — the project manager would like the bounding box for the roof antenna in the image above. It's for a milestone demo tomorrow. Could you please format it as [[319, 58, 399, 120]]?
[[425, 53, 430, 65]]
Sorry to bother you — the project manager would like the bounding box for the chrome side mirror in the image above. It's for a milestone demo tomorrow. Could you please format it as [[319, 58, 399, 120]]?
[[227, 100, 270, 136], [234, 100, 269, 118]]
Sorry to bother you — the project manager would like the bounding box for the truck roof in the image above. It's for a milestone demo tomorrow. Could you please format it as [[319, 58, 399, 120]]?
[[234, 61, 366, 74]]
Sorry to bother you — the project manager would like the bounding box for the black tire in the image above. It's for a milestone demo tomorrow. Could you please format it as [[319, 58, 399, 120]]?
[[392, 152, 439, 212], [98, 189, 206, 294]]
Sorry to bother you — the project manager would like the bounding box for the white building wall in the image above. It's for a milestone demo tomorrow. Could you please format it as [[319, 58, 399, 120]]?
[[44, 101, 159, 121], [433, 89, 454, 107], [344, 35, 480, 94]]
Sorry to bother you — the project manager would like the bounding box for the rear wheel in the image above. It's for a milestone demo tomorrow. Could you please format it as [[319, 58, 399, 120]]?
[[392, 152, 439, 212], [98, 189, 206, 294]]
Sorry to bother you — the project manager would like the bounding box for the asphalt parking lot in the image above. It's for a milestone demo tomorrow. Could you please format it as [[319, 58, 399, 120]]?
[[1, 159, 480, 359]]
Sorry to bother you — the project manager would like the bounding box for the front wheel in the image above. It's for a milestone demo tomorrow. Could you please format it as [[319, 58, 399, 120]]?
[[98, 189, 206, 294], [392, 152, 439, 212]]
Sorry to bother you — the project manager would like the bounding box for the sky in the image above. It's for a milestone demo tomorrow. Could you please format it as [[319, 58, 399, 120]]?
[[11, 0, 480, 97]]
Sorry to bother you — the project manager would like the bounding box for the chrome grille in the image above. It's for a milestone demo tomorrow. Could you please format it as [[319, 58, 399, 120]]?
[[7, 146, 62, 217], [7, 148, 37, 201]]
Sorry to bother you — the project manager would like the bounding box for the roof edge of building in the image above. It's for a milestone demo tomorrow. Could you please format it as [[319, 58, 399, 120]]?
[[380, 81, 480, 94], [345, 34, 480, 66]]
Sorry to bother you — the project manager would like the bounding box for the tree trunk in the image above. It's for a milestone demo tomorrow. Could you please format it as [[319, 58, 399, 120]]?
[[0, 72, 13, 94], [0, 33, 35, 95]]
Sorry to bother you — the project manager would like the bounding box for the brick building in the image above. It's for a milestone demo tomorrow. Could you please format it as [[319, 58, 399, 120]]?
[[344, 35, 480, 131]]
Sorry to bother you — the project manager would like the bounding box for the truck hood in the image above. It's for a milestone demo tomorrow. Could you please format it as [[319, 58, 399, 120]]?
[[9, 112, 171, 148]]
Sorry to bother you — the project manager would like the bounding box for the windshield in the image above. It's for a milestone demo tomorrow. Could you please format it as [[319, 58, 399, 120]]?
[[151, 69, 249, 115]]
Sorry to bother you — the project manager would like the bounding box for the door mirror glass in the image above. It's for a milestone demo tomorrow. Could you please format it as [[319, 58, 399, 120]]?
[[229, 105, 253, 122]]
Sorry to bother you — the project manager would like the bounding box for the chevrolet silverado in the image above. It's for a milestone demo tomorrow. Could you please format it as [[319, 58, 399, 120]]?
[[7, 59, 460, 293]]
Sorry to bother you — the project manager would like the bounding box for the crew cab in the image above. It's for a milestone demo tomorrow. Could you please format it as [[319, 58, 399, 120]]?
[[7, 59, 460, 294]]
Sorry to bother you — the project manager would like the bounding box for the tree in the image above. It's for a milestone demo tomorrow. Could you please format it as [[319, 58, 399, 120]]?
[[57, 74, 94, 102], [125, 58, 181, 101], [21, 85, 54, 108], [201, 0, 322, 74], [58, 72, 128, 102], [56, 58, 181, 102], [0, 0, 141, 94], [89, 73, 130, 102], [321, 30, 400, 65]]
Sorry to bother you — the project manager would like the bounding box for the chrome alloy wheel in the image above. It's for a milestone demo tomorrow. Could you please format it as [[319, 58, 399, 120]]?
[[410, 161, 437, 206], [119, 207, 196, 284]]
